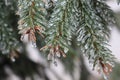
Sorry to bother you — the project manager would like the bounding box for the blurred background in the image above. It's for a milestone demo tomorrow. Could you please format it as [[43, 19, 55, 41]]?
[[0, 0, 120, 80]]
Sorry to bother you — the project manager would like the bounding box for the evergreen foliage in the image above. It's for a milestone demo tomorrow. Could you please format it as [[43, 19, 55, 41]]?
[[0, 0, 19, 54], [17, 0, 47, 47], [42, 0, 73, 62], [0, 0, 119, 80], [74, 0, 115, 70]]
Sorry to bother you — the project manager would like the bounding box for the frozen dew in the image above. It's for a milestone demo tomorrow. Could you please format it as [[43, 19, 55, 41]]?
[[54, 61, 57, 66], [69, 35, 72, 39], [56, 51, 61, 57], [68, 41, 71, 45], [48, 30, 54, 35], [2, 49, 9, 54], [89, 20, 92, 24], [77, 37, 81, 41], [5, 0, 11, 6], [4, 23, 8, 27], [89, 58, 94, 64], [77, 43, 80, 46], [18, 25, 23, 30], [60, 1, 66, 6], [39, 3, 44, 7], [20, 35, 25, 41], [64, 47, 69, 53], [54, 9, 60, 14], [18, 4, 22, 10], [31, 42, 37, 47], [24, 23, 28, 27], [2, 34, 6, 37], [36, 3, 39, 7], [8, 41, 13, 45], [53, 57, 58, 66], [96, 17, 99, 20], [103, 74, 108, 80], [11, 57, 16, 62], [98, 23, 102, 27], [0, 42, 6, 50], [49, 23, 53, 26]]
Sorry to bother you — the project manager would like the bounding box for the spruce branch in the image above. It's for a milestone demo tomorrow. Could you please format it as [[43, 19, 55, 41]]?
[[41, 0, 73, 62], [74, 0, 115, 76], [0, 0, 19, 54], [17, 0, 47, 46], [16, 0, 117, 79], [0, 26, 19, 54]]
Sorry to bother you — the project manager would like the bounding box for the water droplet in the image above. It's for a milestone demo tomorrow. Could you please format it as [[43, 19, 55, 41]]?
[[56, 51, 61, 57], [4, 23, 8, 27], [64, 47, 69, 53], [77, 38, 81, 41], [68, 41, 71, 45], [85, 44, 88, 49], [54, 61, 57, 66], [103, 74, 108, 80], [31, 42, 37, 47], [77, 43, 80, 46], [2, 49, 9, 54], [11, 57, 16, 62]]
